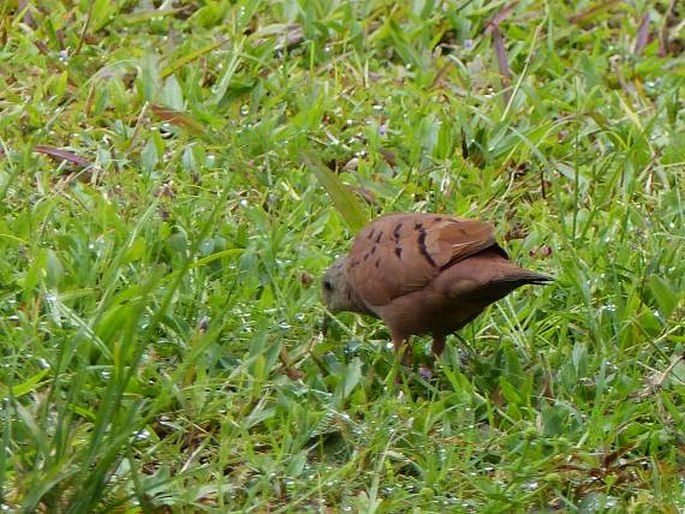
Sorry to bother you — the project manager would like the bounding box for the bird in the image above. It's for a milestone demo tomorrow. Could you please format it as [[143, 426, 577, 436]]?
[[322, 213, 552, 361]]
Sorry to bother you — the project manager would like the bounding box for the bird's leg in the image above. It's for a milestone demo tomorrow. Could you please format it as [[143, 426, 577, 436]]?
[[414, 334, 446, 379], [431, 334, 446, 357], [392, 333, 412, 366]]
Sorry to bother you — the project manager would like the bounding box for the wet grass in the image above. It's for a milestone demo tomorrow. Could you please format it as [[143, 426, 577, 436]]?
[[1, 0, 684, 512]]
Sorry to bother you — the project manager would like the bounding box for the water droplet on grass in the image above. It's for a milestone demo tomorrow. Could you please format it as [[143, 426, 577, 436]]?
[[133, 429, 150, 441], [522, 480, 538, 491]]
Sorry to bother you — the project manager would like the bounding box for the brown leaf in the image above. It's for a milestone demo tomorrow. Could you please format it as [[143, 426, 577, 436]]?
[[634, 13, 650, 55], [569, 0, 624, 25], [149, 103, 206, 135], [276, 24, 305, 54], [484, 1, 518, 35], [504, 224, 528, 241], [33, 40, 49, 56], [491, 26, 512, 105], [351, 186, 379, 206], [300, 271, 314, 287], [18, 0, 37, 28], [529, 245, 553, 258], [378, 148, 397, 167], [34, 145, 91, 167], [658, 0, 679, 57]]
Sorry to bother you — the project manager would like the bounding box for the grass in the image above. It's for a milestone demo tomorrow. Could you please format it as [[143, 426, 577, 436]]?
[[0, 0, 683, 512]]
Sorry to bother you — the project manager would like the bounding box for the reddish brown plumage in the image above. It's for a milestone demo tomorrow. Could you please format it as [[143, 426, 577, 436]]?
[[322, 213, 551, 358]]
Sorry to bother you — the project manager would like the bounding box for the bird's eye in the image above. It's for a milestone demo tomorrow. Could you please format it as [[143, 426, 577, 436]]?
[[323, 279, 333, 291]]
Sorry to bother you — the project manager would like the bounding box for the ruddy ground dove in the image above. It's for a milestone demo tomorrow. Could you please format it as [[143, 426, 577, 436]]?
[[322, 213, 552, 358]]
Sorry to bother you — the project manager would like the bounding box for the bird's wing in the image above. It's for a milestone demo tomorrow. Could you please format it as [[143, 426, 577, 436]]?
[[346, 213, 499, 307]]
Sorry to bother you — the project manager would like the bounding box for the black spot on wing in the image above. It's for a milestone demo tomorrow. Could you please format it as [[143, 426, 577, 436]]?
[[393, 223, 403, 242], [414, 222, 423, 230], [434, 216, 443, 221], [395, 247, 402, 259], [375, 258, 380, 267], [370, 245, 376, 254], [367, 228, 375, 240], [417, 229, 436, 267], [492, 243, 509, 259], [375, 231, 383, 243]]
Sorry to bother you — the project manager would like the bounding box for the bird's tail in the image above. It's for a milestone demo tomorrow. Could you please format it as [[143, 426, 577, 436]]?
[[476, 267, 553, 301], [503, 269, 554, 285]]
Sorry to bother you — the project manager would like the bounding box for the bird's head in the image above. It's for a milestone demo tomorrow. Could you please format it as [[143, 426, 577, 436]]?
[[321, 256, 352, 313]]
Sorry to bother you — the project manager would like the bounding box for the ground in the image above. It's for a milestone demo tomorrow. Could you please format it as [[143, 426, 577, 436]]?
[[0, 0, 684, 512]]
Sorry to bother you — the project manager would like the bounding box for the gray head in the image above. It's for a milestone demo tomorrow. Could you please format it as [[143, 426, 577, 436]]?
[[321, 256, 353, 313]]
